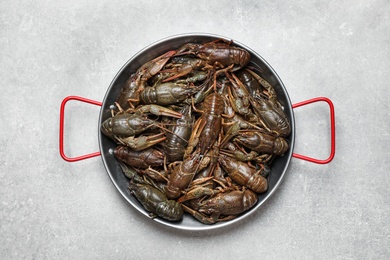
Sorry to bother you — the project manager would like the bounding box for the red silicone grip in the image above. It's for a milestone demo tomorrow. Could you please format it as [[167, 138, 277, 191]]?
[[292, 97, 336, 164], [59, 96, 102, 162]]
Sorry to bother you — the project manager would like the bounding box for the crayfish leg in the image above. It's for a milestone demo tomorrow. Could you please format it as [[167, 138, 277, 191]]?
[[178, 185, 221, 203], [214, 214, 237, 222], [161, 65, 193, 82], [191, 96, 204, 113], [126, 98, 140, 109], [181, 204, 217, 225], [183, 119, 206, 158], [220, 122, 240, 148], [109, 102, 126, 117]]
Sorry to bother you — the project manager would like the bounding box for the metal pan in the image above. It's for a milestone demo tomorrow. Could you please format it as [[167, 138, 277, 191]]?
[[59, 33, 336, 231]]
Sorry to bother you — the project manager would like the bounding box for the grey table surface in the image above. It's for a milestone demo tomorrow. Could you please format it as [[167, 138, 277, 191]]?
[[1, 0, 389, 259]]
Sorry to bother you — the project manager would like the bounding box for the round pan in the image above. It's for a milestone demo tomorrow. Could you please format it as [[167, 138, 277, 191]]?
[[98, 33, 295, 231]]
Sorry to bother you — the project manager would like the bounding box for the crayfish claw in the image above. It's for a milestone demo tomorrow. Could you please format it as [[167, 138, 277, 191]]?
[[137, 104, 182, 118], [117, 133, 166, 151]]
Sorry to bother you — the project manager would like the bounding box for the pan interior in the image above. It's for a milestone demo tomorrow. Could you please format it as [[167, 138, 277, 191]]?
[[98, 33, 295, 231]]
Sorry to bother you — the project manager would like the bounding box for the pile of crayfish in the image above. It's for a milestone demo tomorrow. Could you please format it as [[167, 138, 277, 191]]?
[[100, 39, 291, 224]]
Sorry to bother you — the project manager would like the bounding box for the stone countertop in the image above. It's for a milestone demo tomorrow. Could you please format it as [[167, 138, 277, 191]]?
[[1, 1, 389, 259]]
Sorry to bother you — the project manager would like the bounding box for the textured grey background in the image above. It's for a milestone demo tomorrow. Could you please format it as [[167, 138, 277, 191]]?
[[1, 0, 389, 259]]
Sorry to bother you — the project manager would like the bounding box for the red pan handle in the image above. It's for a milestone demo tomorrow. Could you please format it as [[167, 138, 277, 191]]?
[[59, 96, 102, 162], [292, 97, 335, 164]]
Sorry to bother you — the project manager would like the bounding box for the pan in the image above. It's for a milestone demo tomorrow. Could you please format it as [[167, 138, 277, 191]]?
[[59, 33, 335, 231]]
